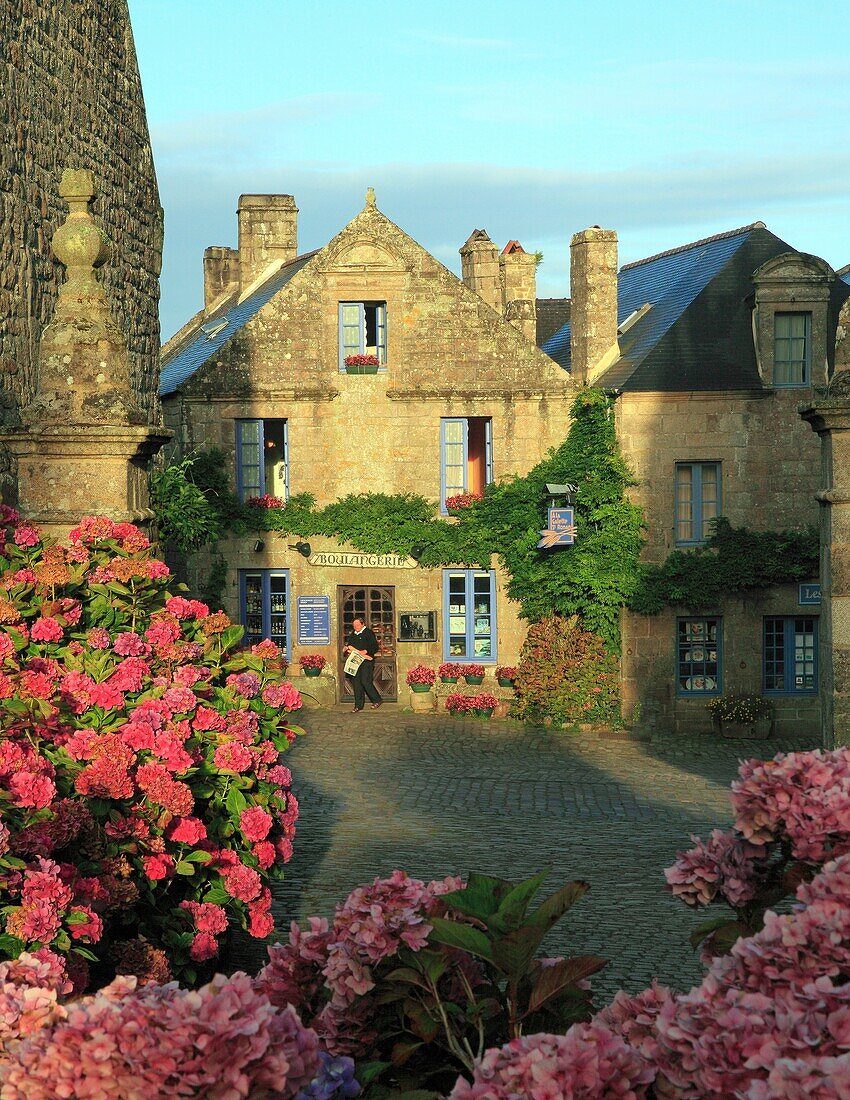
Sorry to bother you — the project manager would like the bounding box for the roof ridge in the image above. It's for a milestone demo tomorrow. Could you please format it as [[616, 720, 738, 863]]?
[[621, 222, 766, 272]]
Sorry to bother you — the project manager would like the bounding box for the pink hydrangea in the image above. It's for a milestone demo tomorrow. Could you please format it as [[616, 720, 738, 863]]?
[[240, 805, 273, 842], [261, 680, 303, 711], [167, 816, 207, 845], [113, 631, 150, 657], [30, 617, 63, 643], [13, 525, 40, 548], [223, 862, 263, 903], [664, 828, 766, 908], [213, 740, 253, 773], [180, 900, 229, 936], [448, 1024, 655, 1098], [85, 627, 111, 649]]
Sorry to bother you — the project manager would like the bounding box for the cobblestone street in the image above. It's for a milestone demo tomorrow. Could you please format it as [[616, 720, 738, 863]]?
[[238, 708, 818, 1003]]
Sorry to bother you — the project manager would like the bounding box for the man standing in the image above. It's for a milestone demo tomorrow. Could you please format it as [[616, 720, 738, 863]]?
[[343, 618, 382, 712]]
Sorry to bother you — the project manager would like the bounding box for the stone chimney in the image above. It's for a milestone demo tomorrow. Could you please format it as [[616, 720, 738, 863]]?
[[460, 229, 501, 313], [203, 246, 239, 311], [570, 227, 619, 384], [237, 194, 298, 291], [499, 240, 537, 342]]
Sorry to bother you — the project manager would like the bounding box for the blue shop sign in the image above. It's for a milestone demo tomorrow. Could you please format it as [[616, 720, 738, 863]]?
[[799, 583, 822, 606], [297, 596, 331, 645], [537, 507, 577, 549]]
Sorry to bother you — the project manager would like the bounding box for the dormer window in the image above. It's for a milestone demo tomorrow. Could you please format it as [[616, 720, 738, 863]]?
[[774, 312, 811, 386], [339, 302, 387, 370]]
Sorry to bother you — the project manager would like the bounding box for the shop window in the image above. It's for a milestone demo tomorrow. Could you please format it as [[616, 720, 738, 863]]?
[[239, 570, 290, 656], [440, 417, 493, 512], [339, 302, 387, 368], [764, 616, 817, 693], [235, 419, 288, 502], [443, 569, 497, 662], [773, 312, 811, 386], [675, 462, 720, 545], [677, 618, 720, 695]]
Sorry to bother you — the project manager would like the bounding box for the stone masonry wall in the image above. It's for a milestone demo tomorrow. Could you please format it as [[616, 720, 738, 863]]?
[[618, 389, 822, 734], [0, 0, 162, 441]]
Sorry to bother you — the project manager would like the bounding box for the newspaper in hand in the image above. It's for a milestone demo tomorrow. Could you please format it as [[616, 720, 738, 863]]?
[[344, 650, 365, 677]]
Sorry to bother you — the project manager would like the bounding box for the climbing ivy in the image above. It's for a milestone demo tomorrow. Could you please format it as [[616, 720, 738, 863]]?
[[155, 390, 645, 651], [629, 518, 819, 615]]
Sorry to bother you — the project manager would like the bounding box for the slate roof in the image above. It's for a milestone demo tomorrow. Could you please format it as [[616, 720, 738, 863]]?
[[160, 251, 318, 396], [536, 298, 571, 347]]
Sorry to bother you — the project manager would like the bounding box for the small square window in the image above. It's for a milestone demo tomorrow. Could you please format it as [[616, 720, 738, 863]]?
[[675, 463, 720, 545], [677, 618, 721, 694], [339, 302, 387, 369], [774, 312, 811, 386]]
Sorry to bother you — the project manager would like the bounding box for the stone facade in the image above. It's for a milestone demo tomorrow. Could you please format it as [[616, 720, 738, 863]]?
[[0, 0, 162, 456], [162, 193, 572, 698]]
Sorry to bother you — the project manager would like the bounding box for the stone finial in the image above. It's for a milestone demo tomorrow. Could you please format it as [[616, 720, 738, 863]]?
[[365, 186, 376, 209], [51, 168, 110, 298]]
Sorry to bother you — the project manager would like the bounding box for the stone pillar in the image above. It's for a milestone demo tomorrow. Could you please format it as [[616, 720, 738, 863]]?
[[237, 194, 298, 290], [499, 240, 537, 342], [5, 168, 169, 540], [459, 229, 501, 314], [801, 376, 850, 747], [570, 227, 619, 384]]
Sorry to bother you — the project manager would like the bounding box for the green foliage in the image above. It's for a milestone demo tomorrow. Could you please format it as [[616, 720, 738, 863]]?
[[381, 869, 603, 1083], [150, 457, 222, 552], [512, 614, 621, 727], [630, 518, 819, 614]]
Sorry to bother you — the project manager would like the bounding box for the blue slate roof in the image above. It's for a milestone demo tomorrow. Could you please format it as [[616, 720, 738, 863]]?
[[541, 225, 759, 388], [160, 251, 318, 396]]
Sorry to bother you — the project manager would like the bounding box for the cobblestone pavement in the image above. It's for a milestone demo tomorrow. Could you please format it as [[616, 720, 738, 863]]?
[[234, 707, 818, 1003]]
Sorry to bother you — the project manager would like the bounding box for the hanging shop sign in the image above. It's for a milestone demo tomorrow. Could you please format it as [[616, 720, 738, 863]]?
[[538, 506, 577, 549], [799, 583, 822, 606], [297, 596, 331, 645], [306, 551, 418, 569]]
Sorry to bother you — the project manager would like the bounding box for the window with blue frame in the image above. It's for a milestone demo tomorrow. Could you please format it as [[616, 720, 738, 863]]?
[[236, 419, 288, 502], [440, 417, 493, 511], [774, 312, 811, 386], [764, 616, 817, 693], [675, 462, 720, 545], [339, 302, 387, 368], [443, 569, 497, 661], [677, 618, 721, 694], [239, 570, 290, 657]]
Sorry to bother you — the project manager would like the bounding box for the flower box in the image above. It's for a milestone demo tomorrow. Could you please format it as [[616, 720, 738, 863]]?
[[719, 717, 773, 739], [438, 663, 458, 683], [406, 663, 436, 690], [440, 675, 459, 683], [496, 666, 517, 688], [299, 654, 327, 677], [344, 354, 380, 375], [410, 683, 432, 694]]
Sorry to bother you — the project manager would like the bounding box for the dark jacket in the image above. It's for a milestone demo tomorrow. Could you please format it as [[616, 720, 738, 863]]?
[[345, 627, 379, 658]]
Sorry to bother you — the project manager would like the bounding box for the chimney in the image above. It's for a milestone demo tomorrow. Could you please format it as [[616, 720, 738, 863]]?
[[203, 246, 239, 312], [499, 240, 537, 342], [570, 227, 618, 384], [459, 229, 501, 313], [237, 194, 298, 290]]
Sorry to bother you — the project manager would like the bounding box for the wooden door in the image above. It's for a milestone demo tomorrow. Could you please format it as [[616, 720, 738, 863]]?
[[338, 585, 397, 701]]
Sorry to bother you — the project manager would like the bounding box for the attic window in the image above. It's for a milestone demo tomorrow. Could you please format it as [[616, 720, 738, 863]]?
[[618, 303, 651, 336], [200, 317, 229, 340]]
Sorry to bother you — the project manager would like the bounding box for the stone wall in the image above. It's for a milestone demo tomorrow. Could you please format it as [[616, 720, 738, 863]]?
[[0, 0, 162, 447], [618, 389, 822, 734]]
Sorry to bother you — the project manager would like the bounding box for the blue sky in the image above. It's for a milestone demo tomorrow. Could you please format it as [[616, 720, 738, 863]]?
[[129, 0, 850, 340]]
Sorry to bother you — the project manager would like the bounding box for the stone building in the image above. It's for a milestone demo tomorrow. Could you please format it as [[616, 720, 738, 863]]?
[[543, 223, 850, 736], [160, 191, 571, 701], [0, 1, 163, 466]]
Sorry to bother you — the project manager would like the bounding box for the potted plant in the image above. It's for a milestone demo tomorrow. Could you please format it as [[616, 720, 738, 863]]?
[[343, 354, 380, 375], [299, 654, 327, 678], [706, 693, 774, 738], [445, 692, 475, 717], [472, 692, 498, 718], [461, 663, 486, 686], [496, 665, 518, 689], [406, 664, 436, 694], [444, 491, 484, 512], [438, 662, 459, 684]]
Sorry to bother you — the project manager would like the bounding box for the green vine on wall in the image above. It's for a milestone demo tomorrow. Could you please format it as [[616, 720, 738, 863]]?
[[155, 391, 645, 651], [628, 518, 819, 615]]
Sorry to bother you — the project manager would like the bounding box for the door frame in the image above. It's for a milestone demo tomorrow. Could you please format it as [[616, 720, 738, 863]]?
[[337, 584, 398, 701]]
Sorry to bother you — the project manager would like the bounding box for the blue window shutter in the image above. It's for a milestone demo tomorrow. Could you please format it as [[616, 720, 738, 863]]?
[[441, 418, 468, 513], [236, 420, 264, 501], [378, 303, 387, 364], [283, 419, 290, 500], [339, 303, 364, 369], [485, 419, 493, 485]]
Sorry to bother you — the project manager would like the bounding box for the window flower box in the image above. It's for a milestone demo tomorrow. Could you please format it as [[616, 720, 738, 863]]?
[[406, 664, 436, 693], [707, 694, 774, 739], [471, 692, 498, 718], [343, 354, 380, 375]]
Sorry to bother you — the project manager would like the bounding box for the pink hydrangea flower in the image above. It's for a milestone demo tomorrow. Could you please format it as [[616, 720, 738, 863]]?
[[261, 680, 303, 710], [223, 863, 262, 903], [240, 805, 273, 842], [30, 617, 63, 643]]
